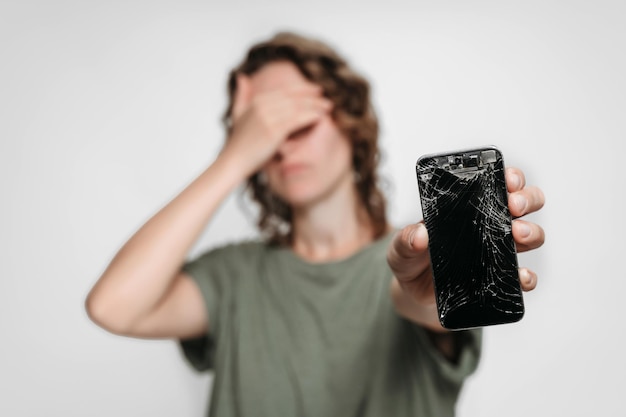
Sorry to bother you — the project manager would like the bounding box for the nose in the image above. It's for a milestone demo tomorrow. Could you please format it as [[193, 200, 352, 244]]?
[[275, 125, 311, 160], [275, 137, 298, 160]]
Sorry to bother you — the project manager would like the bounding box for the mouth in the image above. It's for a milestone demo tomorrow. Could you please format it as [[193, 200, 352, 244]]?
[[279, 163, 309, 177]]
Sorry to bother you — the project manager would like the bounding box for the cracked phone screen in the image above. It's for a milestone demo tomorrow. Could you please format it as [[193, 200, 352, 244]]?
[[416, 147, 523, 329]]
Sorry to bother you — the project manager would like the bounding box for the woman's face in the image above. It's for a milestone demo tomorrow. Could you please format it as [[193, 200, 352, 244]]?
[[246, 61, 354, 208]]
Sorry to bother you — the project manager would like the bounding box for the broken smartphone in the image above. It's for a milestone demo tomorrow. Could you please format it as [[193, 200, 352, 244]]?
[[416, 146, 523, 330]]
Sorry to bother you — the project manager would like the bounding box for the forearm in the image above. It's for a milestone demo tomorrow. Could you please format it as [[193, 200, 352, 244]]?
[[86, 152, 245, 332]]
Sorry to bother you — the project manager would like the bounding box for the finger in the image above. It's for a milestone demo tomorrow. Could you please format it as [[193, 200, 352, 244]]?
[[262, 84, 323, 103], [508, 185, 545, 217], [295, 96, 333, 121], [298, 95, 333, 113], [519, 267, 537, 291], [512, 219, 545, 252], [232, 74, 253, 121], [274, 96, 332, 136], [505, 167, 526, 193], [256, 89, 329, 122], [286, 83, 324, 95]]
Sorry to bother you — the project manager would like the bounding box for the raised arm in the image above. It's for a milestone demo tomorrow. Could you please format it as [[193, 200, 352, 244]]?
[[85, 151, 247, 339], [85, 74, 331, 339]]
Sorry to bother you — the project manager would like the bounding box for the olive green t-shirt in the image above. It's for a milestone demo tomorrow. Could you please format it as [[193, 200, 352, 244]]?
[[179, 233, 481, 417]]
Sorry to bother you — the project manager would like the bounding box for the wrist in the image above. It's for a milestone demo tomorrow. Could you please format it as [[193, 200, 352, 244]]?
[[213, 147, 256, 184]]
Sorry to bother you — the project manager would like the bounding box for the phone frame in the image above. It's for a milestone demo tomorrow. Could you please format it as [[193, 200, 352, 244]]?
[[416, 145, 524, 330]]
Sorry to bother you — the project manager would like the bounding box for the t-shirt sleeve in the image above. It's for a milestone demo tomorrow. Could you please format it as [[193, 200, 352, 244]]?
[[178, 244, 238, 372], [412, 324, 483, 385]]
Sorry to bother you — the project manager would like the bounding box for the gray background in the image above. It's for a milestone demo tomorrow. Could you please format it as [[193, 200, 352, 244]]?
[[1, 0, 624, 415]]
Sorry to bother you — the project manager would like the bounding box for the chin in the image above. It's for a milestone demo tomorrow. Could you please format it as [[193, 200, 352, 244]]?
[[273, 183, 325, 208], [279, 191, 320, 208]]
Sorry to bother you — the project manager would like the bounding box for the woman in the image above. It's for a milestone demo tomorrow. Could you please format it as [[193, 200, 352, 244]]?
[[86, 32, 545, 416]]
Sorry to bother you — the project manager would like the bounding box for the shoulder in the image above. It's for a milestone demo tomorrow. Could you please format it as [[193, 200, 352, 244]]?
[[183, 239, 269, 276], [194, 239, 267, 260]]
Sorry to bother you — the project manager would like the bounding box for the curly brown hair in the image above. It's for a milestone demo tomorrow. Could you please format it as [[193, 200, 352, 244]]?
[[223, 32, 387, 245]]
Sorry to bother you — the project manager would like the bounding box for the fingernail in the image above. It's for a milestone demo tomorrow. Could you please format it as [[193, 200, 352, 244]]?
[[517, 222, 531, 238], [519, 268, 530, 285], [511, 173, 521, 190], [512, 194, 527, 213], [415, 223, 427, 241]]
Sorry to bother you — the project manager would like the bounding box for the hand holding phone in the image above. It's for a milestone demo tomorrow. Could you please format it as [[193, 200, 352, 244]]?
[[416, 146, 523, 330]]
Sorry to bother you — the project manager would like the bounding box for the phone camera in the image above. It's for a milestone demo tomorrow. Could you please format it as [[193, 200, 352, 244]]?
[[463, 155, 479, 168]]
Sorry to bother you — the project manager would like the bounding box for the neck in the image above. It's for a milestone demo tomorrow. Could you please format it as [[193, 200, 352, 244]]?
[[290, 181, 376, 263]]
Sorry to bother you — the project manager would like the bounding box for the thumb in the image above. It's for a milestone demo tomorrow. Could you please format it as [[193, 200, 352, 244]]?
[[398, 222, 429, 257], [387, 222, 430, 281], [231, 74, 252, 121]]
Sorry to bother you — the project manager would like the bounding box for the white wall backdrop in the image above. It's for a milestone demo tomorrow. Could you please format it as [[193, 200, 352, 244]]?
[[1, 0, 624, 416]]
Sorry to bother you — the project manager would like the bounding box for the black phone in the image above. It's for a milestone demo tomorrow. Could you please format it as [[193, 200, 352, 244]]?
[[415, 146, 523, 330]]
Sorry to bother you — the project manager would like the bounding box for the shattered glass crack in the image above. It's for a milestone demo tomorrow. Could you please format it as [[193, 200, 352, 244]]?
[[417, 149, 524, 329]]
